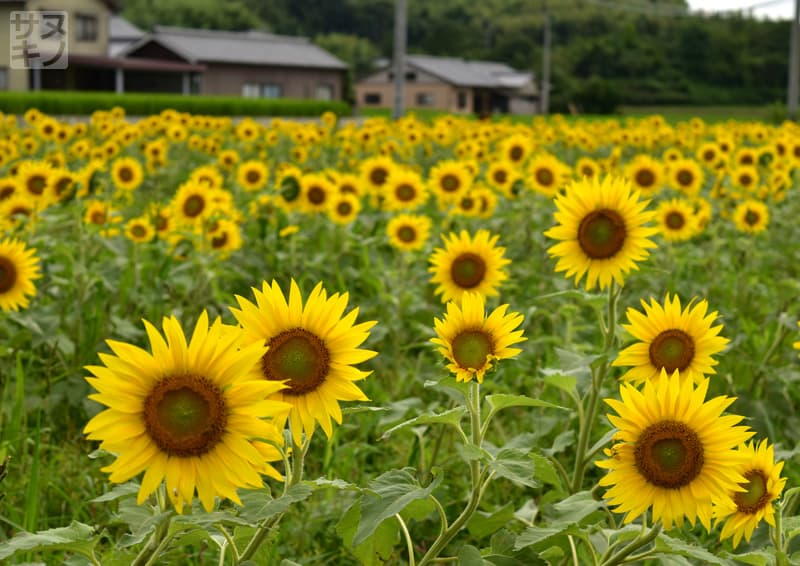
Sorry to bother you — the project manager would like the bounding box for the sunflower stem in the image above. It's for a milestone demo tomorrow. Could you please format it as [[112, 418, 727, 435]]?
[[600, 522, 661, 566], [571, 282, 618, 493], [417, 381, 485, 566], [132, 485, 172, 566], [749, 322, 790, 398], [396, 513, 416, 566]]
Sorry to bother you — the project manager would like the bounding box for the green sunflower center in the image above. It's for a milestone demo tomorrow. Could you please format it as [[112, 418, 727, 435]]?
[[27, 175, 47, 195], [262, 328, 330, 395], [395, 183, 416, 201], [451, 329, 494, 370], [130, 225, 147, 239], [246, 169, 261, 185], [635, 420, 704, 489], [0, 256, 17, 293], [635, 169, 655, 188], [535, 168, 554, 187], [183, 195, 205, 218], [450, 252, 487, 289], [143, 374, 227, 457], [281, 177, 301, 202], [649, 329, 695, 373], [307, 186, 326, 205], [118, 167, 133, 183], [744, 210, 760, 226], [370, 167, 388, 186], [397, 225, 417, 243], [441, 174, 460, 193], [734, 469, 771, 514], [676, 170, 693, 187], [665, 211, 686, 230], [577, 209, 627, 259]]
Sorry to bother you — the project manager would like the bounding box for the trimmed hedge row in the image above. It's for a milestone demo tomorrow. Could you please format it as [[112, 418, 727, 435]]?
[[0, 90, 351, 117]]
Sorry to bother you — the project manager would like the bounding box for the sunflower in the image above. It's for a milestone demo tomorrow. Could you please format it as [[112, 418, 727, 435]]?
[[15, 160, 54, 205], [275, 166, 304, 212], [596, 370, 754, 530], [499, 133, 533, 165], [428, 160, 472, 204], [486, 160, 519, 196], [360, 155, 396, 195], [0, 176, 17, 202], [429, 229, 509, 303], [124, 216, 155, 244], [383, 169, 428, 211], [731, 166, 759, 192], [335, 173, 364, 197], [668, 158, 704, 195], [173, 181, 212, 225], [527, 153, 567, 197], [431, 292, 525, 384], [190, 165, 224, 190], [732, 199, 769, 234], [111, 157, 144, 192], [299, 174, 334, 214], [544, 175, 657, 291], [714, 440, 786, 548], [386, 213, 432, 252], [237, 160, 268, 192], [230, 280, 377, 446], [0, 238, 41, 312], [655, 198, 696, 242], [84, 312, 291, 513], [625, 155, 664, 194], [328, 193, 361, 225], [696, 142, 724, 169], [613, 294, 729, 385], [575, 157, 600, 181], [206, 219, 243, 256], [218, 149, 240, 170], [734, 148, 758, 167]]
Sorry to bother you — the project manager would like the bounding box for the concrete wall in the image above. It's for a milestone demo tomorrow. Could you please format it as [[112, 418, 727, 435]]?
[[355, 81, 472, 114], [201, 63, 344, 100], [0, 4, 30, 91]]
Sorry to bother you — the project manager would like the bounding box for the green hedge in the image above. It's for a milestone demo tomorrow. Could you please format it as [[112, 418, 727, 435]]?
[[0, 90, 351, 117]]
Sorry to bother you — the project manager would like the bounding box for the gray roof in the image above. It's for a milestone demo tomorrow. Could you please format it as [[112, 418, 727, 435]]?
[[110, 16, 145, 41], [124, 26, 347, 70], [406, 55, 532, 88]]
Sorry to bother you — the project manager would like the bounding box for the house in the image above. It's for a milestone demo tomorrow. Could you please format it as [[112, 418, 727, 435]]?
[[355, 55, 538, 115], [0, 1, 348, 101]]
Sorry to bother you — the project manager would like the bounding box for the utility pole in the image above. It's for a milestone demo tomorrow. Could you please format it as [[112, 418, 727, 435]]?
[[393, 0, 407, 120], [789, 0, 800, 119], [540, 4, 551, 115]]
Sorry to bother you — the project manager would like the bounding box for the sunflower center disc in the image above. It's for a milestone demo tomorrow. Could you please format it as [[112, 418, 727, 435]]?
[[461, 197, 474, 210], [635, 420, 704, 489], [281, 178, 301, 202], [246, 170, 261, 184], [744, 210, 760, 226], [90, 211, 106, 225], [452, 330, 494, 370], [450, 252, 487, 289], [397, 226, 416, 242], [370, 168, 388, 186], [493, 170, 507, 184], [649, 329, 694, 372], [739, 174, 752, 187], [0, 185, 14, 200], [395, 184, 416, 201], [635, 169, 655, 188], [308, 187, 326, 205], [535, 168, 554, 186], [577, 209, 627, 259], [144, 375, 227, 457], [734, 469, 770, 514], [28, 175, 47, 195], [509, 146, 523, 161], [263, 329, 330, 395], [0, 256, 17, 293], [131, 225, 147, 238], [441, 174, 460, 192], [677, 170, 693, 187], [665, 211, 686, 230], [119, 167, 133, 183], [183, 195, 205, 218], [211, 232, 228, 248]]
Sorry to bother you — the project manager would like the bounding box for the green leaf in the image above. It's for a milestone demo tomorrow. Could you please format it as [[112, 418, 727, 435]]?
[[238, 483, 314, 523], [542, 491, 603, 527], [459, 544, 489, 565], [488, 449, 538, 488], [513, 523, 583, 551], [530, 454, 562, 488], [721, 550, 772, 566], [337, 500, 399, 566], [90, 482, 140, 503], [541, 373, 577, 393], [654, 533, 729, 565], [353, 468, 443, 546], [0, 521, 100, 560], [468, 502, 517, 539], [380, 407, 467, 440], [485, 394, 566, 413]]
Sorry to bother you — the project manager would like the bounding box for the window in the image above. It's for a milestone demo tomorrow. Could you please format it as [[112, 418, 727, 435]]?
[[262, 84, 282, 98], [241, 83, 260, 98], [315, 83, 333, 100], [0, 68, 7, 91], [76, 14, 98, 42], [405, 71, 416, 81], [415, 92, 434, 106], [458, 91, 467, 109], [364, 92, 381, 104]]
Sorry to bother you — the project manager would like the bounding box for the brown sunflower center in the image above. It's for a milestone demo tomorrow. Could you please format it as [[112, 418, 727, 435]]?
[[493, 170, 508, 184], [90, 210, 106, 225], [702, 150, 715, 162], [118, 167, 133, 183], [535, 168, 554, 187], [744, 210, 760, 226], [0, 185, 14, 200], [460, 197, 475, 210], [739, 174, 753, 187], [581, 166, 595, 178], [336, 201, 353, 216], [451, 329, 494, 370], [307, 186, 326, 205], [635, 169, 655, 188], [649, 329, 695, 372], [635, 420, 704, 488], [55, 177, 72, 196], [211, 232, 228, 248], [450, 252, 486, 289], [397, 225, 416, 243], [143, 374, 227, 457], [262, 328, 330, 395], [0, 256, 17, 293], [340, 183, 356, 194], [130, 224, 147, 238], [27, 175, 47, 195], [509, 146, 523, 162], [183, 195, 205, 218], [665, 211, 686, 230], [441, 174, 460, 193], [395, 183, 416, 201], [577, 209, 626, 259], [246, 170, 261, 185], [370, 167, 388, 186], [734, 469, 771, 514], [676, 170, 693, 187]]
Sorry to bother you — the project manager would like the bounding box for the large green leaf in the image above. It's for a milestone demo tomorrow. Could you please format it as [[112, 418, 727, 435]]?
[[0, 521, 100, 561], [488, 448, 538, 488], [238, 483, 315, 523], [380, 406, 467, 439], [485, 394, 566, 413], [337, 500, 399, 566], [467, 502, 517, 539], [654, 534, 730, 565]]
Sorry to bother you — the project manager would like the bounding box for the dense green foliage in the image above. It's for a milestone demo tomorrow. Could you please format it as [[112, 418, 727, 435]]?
[[0, 91, 350, 117], [123, 0, 790, 109]]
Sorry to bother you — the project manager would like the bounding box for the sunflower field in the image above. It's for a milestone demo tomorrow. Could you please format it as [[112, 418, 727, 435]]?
[[0, 107, 799, 565]]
